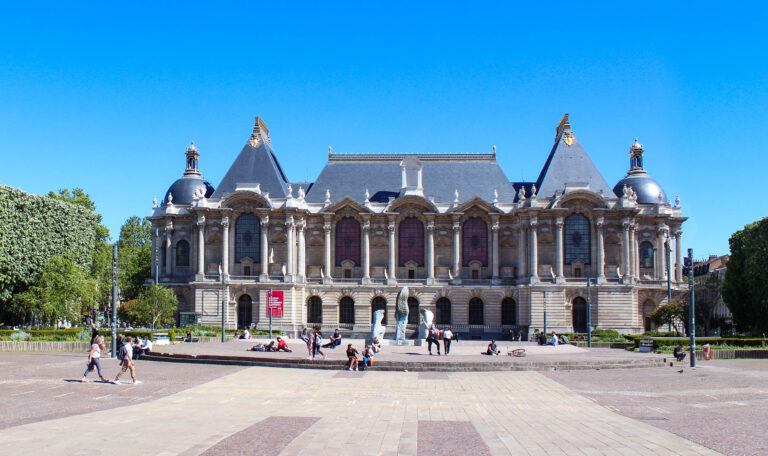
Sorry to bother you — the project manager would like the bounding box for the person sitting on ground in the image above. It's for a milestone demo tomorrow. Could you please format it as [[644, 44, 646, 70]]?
[[264, 340, 277, 351], [139, 337, 153, 357], [346, 343, 359, 371], [132, 336, 143, 359], [537, 332, 547, 345], [371, 337, 382, 353], [276, 336, 292, 352], [185, 330, 192, 342], [674, 344, 686, 362], [548, 332, 558, 346], [362, 344, 374, 369], [559, 333, 569, 345], [486, 340, 501, 355], [233, 330, 240, 340], [323, 329, 342, 348]]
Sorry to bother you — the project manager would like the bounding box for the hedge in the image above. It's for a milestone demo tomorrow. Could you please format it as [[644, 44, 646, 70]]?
[[0, 185, 99, 302], [631, 337, 768, 349]]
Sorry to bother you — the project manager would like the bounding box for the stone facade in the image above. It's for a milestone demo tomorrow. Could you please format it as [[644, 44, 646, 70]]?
[[148, 115, 686, 337]]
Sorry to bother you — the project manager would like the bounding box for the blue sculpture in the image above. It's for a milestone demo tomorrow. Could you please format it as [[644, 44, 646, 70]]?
[[395, 287, 409, 342], [371, 309, 385, 342]]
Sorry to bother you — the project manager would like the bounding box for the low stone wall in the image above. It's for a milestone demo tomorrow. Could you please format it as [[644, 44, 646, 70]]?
[[694, 349, 768, 360], [0, 341, 90, 352]]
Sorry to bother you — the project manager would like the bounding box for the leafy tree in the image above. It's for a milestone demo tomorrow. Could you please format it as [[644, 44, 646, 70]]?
[[116, 299, 140, 326], [649, 303, 685, 335], [117, 216, 152, 301], [48, 188, 110, 243], [679, 273, 725, 336], [722, 216, 768, 334], [132, 285, 177, 329]]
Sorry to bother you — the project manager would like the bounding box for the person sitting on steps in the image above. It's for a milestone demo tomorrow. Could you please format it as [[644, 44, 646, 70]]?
[[323, 329, 342, 348], [485, 340, 501, 355]]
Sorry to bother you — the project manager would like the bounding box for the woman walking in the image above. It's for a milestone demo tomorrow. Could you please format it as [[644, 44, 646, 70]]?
[[80, 336, 108, 383], [313, 329, 326, 360], [304, 328, 315, 360]]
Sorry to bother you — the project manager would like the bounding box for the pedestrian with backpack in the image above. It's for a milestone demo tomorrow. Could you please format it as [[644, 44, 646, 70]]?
[[80, 336, 108, 383], [113, 336, 141, 384]]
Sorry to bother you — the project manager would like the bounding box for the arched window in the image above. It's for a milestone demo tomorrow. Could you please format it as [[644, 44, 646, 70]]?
[[335, 217, 361, 266], [235, 214, 260, 262], [565, 214, 591, 264], [639, 241, 654, 269], [407, 297, 419, 325], [237, 294, 253, 329], [175, 240, 190, 267], [469, 297, 484, 325], [339, 296, 355, 324], [307, 296, 322, 324], [572, 297, 588, 333], [371, 297, 387, 325], [501, 298, 517, 325], [462, 217, 488, 266], [399, 217, 424, 266], [436, 297, 451, 325]]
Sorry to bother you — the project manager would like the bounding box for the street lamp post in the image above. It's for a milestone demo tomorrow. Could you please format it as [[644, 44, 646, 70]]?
[[543, 291, 547, 340], [111, 244, 118, 358], [587, 277, 592, 348], [219, 265, 226, 343], [688, 248, 696, 368], [154, 227, 160, 285]]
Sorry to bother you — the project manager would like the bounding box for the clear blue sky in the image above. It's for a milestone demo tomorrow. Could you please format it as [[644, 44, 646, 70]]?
[[1, 2, 765, 258]]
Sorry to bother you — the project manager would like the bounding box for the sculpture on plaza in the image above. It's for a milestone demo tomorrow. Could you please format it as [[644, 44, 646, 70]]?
[[419, 308, 434, 340], [395, 287, 409, 342], [371, 309, 386, 342]]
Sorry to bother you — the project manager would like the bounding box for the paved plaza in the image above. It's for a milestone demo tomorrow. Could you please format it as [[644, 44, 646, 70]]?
[[2, 351, 759, 455]]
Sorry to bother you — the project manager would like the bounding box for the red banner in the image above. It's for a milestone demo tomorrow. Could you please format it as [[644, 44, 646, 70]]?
[[268, 291, 284, 317]]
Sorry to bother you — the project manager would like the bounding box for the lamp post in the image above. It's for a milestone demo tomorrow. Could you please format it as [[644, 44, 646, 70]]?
[[154, 227, 160, 285], [543, 290, 547, 340], [111, 244, 118, 358], [688, 248, 696, 367], [219, 265, 226, 342], [587, 277, 592, 348], [665, 233, 672, 306]]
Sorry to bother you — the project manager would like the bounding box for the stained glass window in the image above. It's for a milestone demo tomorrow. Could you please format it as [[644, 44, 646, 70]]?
[[398, 217, 424, 266], [565, 214, 591, 265], [462, 217, 488, 266], [175, 240, 190, 267], [639, 241, 654, 269], [235, 214, 259, 263], [339, 296, 355, 324], [335, 217, 361, 266]]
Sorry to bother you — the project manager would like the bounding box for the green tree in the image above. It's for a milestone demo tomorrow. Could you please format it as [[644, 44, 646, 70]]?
[[12, 256, 98, 326], [117, 216, 152, 301], [679, 273, 725, 336], [722, 216, 768, 334], [132, 285, 177, 329], [649, 303, 685, 335], [48, 188, 109, 243]]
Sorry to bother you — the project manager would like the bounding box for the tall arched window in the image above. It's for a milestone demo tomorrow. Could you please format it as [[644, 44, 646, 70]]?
[[407, 297, 419, 325], [399, 217, 424, 266], [565, 214, 591, 264], [339, 296, 355, 324], [436, 297, 451, 325], [307, 296, 322, 324], [175, 240, 190, 267], [462, 217, 488, 266], [639, 241, 654, 269], [237, 294, 253, 329], [335, 217, 361, 266], [572, 297, 588, 333], [501, 298, 517, 325], [371, 297, 387, 324], [235, 214, 260, 262], [469, 297, 484, 325]]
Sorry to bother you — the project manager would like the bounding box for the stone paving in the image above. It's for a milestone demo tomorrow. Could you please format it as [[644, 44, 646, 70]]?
[[0, 352, 720, 455]]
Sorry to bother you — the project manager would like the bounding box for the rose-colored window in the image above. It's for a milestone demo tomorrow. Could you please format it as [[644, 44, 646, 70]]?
[[335, 217, 360, 266], [398, 217, 424, 266], [462, 217, 488, 266]]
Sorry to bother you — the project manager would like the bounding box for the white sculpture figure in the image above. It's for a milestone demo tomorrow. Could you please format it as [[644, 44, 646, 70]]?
[[298, 186, 305, 200], [167, 192, 173, 205], [622, 184, 629, 198], [517, 186, 526, 201], [153, 196, 157, 208], [493, 189, 499, 204], [254, 183, 261, 194], [371, 309, 386, 342], [325, 188, 331, 205], [287, 184, 293, 198], [364, 188, 370, 204], [419, 308, 434, 340], [658, 192, 664, 204], [675, 195, 680, 207], [531, 184, 537, 198], [395, 287, 409, 342]]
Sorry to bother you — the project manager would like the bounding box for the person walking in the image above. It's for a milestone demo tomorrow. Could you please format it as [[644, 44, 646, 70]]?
[[114, 336, 141, 384], [426, 324, 441, 355], [80, 336, 108, 383], [313, 329, 326, 360], [303, 328, 315, 360], [442, 326, 453, 355]]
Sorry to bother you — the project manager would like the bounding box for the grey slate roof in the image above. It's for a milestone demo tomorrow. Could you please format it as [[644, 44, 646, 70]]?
[[534, 133, 615, 199], [211, 139, 289, 199], [304, 156, 517, 205]]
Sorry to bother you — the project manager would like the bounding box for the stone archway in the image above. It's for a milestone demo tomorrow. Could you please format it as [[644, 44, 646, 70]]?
[[572, 297, 588, 333], [237, 294, 253, 329]]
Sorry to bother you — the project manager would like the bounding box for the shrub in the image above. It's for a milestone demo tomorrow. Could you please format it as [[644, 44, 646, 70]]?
[[167, 329, 177, 342], [77, 329, 91, 342], [10, 330, 30, 341]]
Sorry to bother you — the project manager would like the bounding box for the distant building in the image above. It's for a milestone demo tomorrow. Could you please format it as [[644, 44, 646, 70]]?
[[693, 254, 732, 327], [147, 114, 687, 336]]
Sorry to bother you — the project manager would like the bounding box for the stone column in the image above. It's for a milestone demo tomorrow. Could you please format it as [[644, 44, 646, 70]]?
[[555, 216, 564, 283], [517, 219, 526, 279], [259, 215, 269, 280], [621, 217, 630, 282], [285, 215, 294, 281], [361, 217, 371, 284], [529, 217, 539, 283], [323, 217, 333, 284], [656, 224, 667, 281], [491, 216, 500, 280], [220, 216, 229, 278], [628, 223, 636, 280], [196, 215, 205, 278], [675, 229, 683, 282], [452, 217, 461, 282], [596, 216, 605, 283], [151, 227, 158, 281], [296, 217, 306, 282], [426, 218, 435, 284], [387, 217, 397, 285], [633, 224, 640, 279]]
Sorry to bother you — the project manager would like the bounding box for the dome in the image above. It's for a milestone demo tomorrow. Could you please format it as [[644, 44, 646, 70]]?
[[164, 174, 215, 205], [613, 173, 666, 204]]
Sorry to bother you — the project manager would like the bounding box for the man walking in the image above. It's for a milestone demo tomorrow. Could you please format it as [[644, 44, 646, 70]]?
[[442, 326, 453, 355], [114, 336, 141, 384]]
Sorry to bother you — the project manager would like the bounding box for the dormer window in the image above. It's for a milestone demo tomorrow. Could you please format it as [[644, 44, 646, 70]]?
[[399, 158, 424, 196]]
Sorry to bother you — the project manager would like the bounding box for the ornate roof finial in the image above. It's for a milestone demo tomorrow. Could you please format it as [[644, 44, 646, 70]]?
[[629, 138, 645, 173], [324, 188, 331, 206], [531, 184, 537, 198], [298, 186, 305, 200], [184, 141, 201, 175], [167, 192, 173, 205], [286, 183, 293, 198], [493, 189, 499, 204], [492, 145, 496, 156], [517, 185, 526, 201], [454, 188, 460, 204], [555, 113, 572, 143], [153, 196, 157, 208], [675, 195, 680, 207], [364, 188, 370, 204], [328, 146, 332, 157], [250, 116, 270, 146], [658, 192, 664, 204]]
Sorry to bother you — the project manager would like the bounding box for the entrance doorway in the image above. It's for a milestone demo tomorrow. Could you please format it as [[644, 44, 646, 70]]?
[[572, 297, 588, 334], [237, 294, 253, 329]]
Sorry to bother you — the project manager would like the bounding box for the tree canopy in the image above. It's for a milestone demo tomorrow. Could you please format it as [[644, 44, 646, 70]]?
[[118, 216, 152, 301], [722, 216, 768, 334]]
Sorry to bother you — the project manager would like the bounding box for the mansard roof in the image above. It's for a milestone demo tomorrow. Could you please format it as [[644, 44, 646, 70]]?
[[211, 118, 289, 200], [534, 115, 614, 199], [304, 153, 517, 205]]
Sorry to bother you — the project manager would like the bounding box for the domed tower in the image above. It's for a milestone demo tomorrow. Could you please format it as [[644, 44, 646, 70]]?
[[613, 138, 666, 204], [163, 142, 215, 205]]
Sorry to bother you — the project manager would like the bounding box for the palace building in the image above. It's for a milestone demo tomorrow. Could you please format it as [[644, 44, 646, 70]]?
[[147, 114, 686, 337]]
